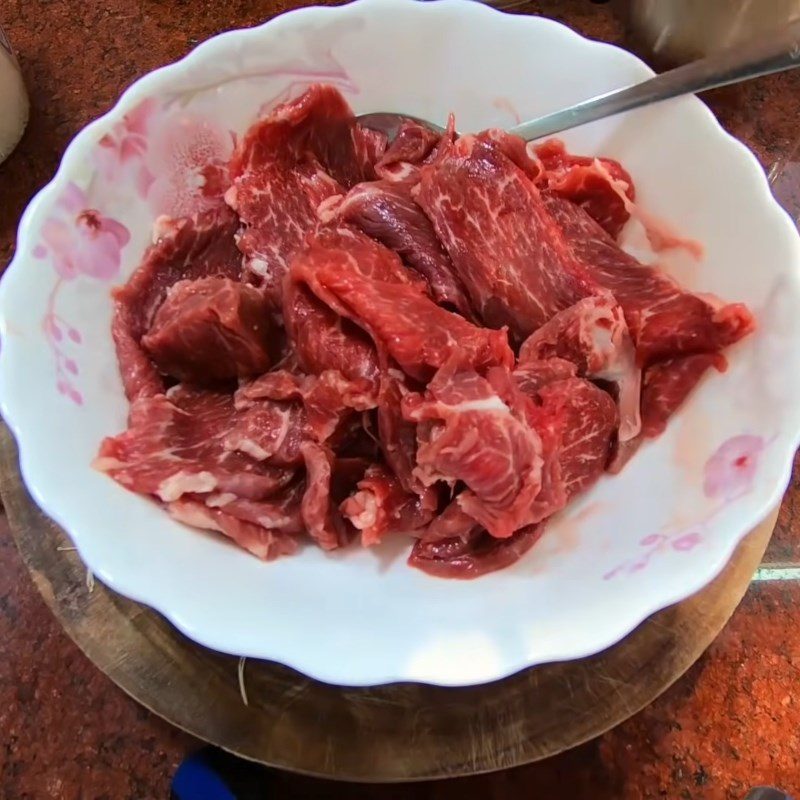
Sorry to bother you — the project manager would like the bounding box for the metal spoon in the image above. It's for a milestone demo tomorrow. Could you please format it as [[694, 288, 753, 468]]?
[[358, 16, 800, 142]]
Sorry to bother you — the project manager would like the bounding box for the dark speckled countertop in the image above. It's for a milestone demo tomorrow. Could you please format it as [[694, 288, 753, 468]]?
[[1, 2, 800, 798]]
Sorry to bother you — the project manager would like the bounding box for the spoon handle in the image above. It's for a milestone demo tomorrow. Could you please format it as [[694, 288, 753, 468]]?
[[510, 16, 800, 142]]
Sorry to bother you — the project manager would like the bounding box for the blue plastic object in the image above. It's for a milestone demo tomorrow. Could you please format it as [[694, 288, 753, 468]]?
[[171, 750, 238, 800]]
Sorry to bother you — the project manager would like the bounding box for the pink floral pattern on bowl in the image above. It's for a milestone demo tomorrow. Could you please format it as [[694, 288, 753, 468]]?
[[34, 182, 130, 405], [34, 182, 129, 281], [604, 434, 770, 579], [94, 98, 157, 200], [35, 100, 252, 406], [703, 434, 766, 501], [34, 59, 360, 407], [95, 98, 234, 217]]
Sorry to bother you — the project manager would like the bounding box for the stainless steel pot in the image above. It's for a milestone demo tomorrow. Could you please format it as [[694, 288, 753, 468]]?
[[628, 0, 800, 64]]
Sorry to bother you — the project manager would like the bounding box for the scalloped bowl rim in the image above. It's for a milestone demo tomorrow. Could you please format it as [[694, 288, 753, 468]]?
[[0, 0, 799, 687]]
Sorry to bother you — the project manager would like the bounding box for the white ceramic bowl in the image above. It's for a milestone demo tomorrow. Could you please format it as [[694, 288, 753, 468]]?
[[1, 0, 799, 687]]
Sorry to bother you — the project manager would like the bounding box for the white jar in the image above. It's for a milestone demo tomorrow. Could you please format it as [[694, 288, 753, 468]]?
[[0, 24, 28, 164]]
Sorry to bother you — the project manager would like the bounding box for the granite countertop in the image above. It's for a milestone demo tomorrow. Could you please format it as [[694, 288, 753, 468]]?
[[1, 1, 799, 798]]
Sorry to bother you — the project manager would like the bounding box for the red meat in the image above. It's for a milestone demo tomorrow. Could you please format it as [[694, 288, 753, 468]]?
[[539, 377, 618, 498], [403, 367, 553, 539], [284, 226, 420, 384], [608, 352, 725, 473], [292, 228, 512, 381], [512, 358, 577, 395], [543, 194, 755, 367], [416, 135, 596, 341], [476, 129, 542, 180], [519, 294, 641, 441], [419, 499, 481, 543], [141, 277, 272, 383], [409, 522, 546, 579], [95, 386, 296, 503], [376, 372, 422, 493], [300, 442, 345, 551], [99, 86, 755, 577], [640, 353, 725, 437], [534, 138, 635, 238], [340, 464, 438, 546], [227, 85, 385, 301], [112, 206, 242, 401], [167, 496, 301, 560], [235, 368, 376, 441], [223, 400, 308, 467], [320, 180, 473, 315], [374, 119, 442, 182], [283, 283, 380, 385]]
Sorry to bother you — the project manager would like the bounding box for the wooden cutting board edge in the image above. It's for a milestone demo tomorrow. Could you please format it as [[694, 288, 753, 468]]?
[[0, 421, 776, 782]]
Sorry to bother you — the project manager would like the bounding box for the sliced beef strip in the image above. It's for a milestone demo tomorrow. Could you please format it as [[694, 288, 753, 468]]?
[[320, 180, 473, 315], [416, 134, 598, 342], [167, 487, 303, 561], [291, 230, 513, 383], [402, 366, 558, 539], [94, 385, 296, 503], [141, 277, 273, 384], [227, 84, 386, 302], [340, 464, 438, 546], [408, 522, 546, 580], [533, 138, 636, 238], [538, 377, 618, 499], [542, 194, 755, 367], [228, 368, 378, 467], [282, 226, 419, 385], [112, 206, 242, 402], [518, 294, 641, 441]]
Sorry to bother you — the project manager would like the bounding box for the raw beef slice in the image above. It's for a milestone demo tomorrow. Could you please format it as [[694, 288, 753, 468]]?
[[374, 118, 442, 182], [512, 357, 577, 395], [403, 367, 548, 539], [419, 498, 481, 543], [341, 464, 438, 546], [290, 227, 513, 381], [320, 180, 473, 315], [236, 368, 377, 440], [283, 226, 417, 384], [542, 194, 755, 366], [416, 135, 597, 341], [283, 282, 380, 385], [376, 371, 422, 493], [533, 138, 636, 238], [300, 442, 346, 550], [223, 398, 309, 467], [538, 377, 618, 498], [229, 368, 377, 466], [639, 353, 725, 438], [142, 277, 273, 383], [518, 294, 641, 441], [95, 385, 296, 503], [112, 206, 242, 401], [409, 522, 546, 579], [227, 85, 386, 301], [167, 496, 300, 560]]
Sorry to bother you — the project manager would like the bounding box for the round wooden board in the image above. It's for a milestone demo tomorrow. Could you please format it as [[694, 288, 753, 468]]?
[[0, 422, 777, 782]]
